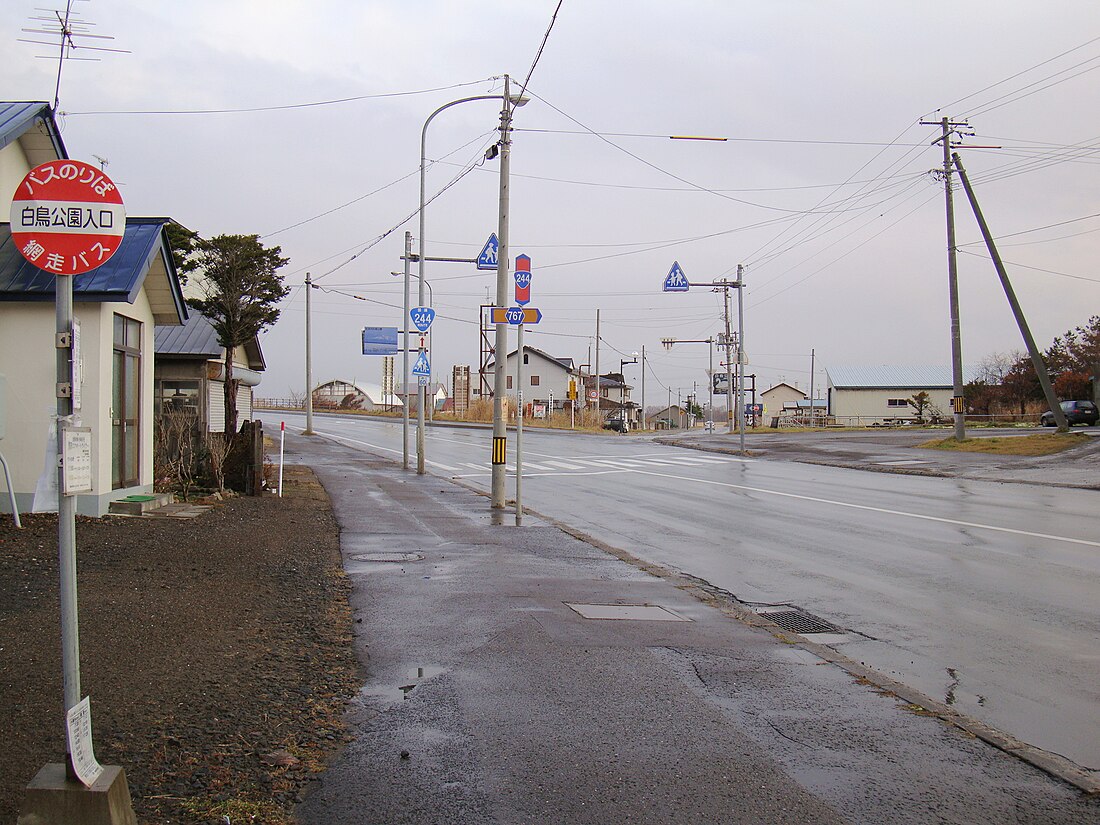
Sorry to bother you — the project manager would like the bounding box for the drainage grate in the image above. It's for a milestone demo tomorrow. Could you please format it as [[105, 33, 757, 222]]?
[[758, 609, 841, 635]]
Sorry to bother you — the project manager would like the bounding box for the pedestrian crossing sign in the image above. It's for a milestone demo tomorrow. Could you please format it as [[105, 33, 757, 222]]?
[[477, 233, 499, 270]]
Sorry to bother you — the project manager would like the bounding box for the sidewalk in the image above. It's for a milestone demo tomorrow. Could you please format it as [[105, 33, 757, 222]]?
[[288, 430, 1098, 824]]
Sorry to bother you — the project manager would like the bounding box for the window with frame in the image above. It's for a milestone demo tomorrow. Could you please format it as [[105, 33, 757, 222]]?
[[157, 379, 201, 417], [887, 398, 909, 407], [507, 376, 513, 390], [530, 375, 540, 386], [112, 314, 143, 489]]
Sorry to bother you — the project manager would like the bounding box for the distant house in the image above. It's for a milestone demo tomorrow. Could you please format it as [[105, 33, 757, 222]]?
[[397, 382, 447, 412], [314, 379, 403, 411], [487, 346, 577, 410], [826, 366, 978, 424], [592, 373, 639, 429], [646, 405, 687, 430], [154, 310, 265, 433], [761, 382, 805, 417], [0, 102, 187, 516]]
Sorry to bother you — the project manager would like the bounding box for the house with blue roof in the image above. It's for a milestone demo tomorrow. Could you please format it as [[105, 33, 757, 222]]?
[[0, 102, 187, 516]]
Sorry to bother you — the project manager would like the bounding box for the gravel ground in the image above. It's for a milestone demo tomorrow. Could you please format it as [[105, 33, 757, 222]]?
[[0, 467, 359, 824]]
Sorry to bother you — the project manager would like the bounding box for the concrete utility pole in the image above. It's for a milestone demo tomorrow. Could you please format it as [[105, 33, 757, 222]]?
[[304, 272, 314, 435], [922, 116, 970, 441], [723, 286, 735, 436], [640, 344, 646, 430], [491, 75, 515, 508], [953, 153, 1068, 431], [594, 309, 600, 416], [809, 348, 816, 427]]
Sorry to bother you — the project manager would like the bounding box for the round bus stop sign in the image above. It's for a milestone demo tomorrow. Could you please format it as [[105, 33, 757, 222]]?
[[9, 159, 125, 275]]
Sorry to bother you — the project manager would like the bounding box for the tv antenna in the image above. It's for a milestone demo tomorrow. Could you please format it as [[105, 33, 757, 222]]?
[[92, 153, 108, 171], [19, 0, 130, 110]]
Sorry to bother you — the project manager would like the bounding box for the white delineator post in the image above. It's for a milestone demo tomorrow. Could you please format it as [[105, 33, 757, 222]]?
[[278, 421, 285, 497]]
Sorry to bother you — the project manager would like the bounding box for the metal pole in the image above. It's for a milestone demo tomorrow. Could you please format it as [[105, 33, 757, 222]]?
[[56, 272, 80, 776], [952, 153, 1068, 431], [516, 322, 524, 525], [402, 232, 411, 469], [640, 345, 646, 431], [737, 265, 745, 452], [278, 421, 285, 497], [304, 272, 314, 435], [709, 337, 714, 427], [491, 75, 513, 508], [0, 450, 20, 528]]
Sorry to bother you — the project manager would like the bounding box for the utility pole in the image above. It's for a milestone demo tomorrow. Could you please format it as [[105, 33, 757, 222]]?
[[921, 116, 971, 441], [952, 153, 1068, 431], [640, 344, 646, 430], [304, 272, 314, 435], [809, 348, 816, 427], [594, 309, 601, 415], [723, 286, 735, 436], [491, 74, 514, 508]]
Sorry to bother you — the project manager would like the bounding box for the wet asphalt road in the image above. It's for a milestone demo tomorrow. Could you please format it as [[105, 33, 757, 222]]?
[[273, 424, 1099, 824], [264, 411, 1100, 776]]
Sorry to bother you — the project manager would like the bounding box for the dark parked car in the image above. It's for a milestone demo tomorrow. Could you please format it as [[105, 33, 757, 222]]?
[[1041, 400, 1099, 427], [602, 417, 627, 433]]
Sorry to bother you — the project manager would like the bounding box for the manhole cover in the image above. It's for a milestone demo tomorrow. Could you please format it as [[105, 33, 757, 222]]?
[[758, 609, 841, 635], [565, 603, 691, 622], [350, 552, 423, 563]]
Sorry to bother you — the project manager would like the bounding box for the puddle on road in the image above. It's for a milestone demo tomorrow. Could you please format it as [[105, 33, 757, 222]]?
[[361, 665, 448, 704]]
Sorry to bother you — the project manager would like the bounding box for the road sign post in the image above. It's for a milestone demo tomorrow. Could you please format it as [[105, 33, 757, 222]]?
[[11, 159, 137, 812]]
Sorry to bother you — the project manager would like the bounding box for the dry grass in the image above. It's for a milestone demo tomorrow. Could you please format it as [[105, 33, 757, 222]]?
[[919, 433, 1088, 456]]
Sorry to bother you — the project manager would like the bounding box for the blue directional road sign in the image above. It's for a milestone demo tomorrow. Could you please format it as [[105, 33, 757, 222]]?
[[477, 233, 499, 270], [410, 306, 435, 332], [412, 351, 431, 376], [361, 326, 399, 355], [663, 261, 689, 292]]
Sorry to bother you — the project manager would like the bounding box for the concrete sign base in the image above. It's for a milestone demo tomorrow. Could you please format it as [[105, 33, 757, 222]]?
[[17, 764, 136, 825]]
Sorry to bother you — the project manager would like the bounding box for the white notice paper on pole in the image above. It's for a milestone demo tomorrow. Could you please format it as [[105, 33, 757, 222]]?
[[66, 695, 105, 787]]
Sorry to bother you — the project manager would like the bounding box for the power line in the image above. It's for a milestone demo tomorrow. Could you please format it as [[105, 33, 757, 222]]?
[[956, 249, 1100, 284], [516, 0, 564, 102], [61, 76, 500, 115]]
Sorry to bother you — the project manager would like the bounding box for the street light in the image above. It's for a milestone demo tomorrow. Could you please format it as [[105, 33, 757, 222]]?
[[417, 78, 528, 478]]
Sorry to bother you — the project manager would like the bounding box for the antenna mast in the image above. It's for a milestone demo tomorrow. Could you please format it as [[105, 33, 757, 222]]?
[[19, 0, 130, 110]]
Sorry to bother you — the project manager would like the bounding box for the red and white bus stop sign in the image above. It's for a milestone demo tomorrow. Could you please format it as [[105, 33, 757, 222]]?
[[9, 159, 125, 275]]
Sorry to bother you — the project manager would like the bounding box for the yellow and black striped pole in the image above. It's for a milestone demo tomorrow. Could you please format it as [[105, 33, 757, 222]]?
[[492, 436, 507, 465]]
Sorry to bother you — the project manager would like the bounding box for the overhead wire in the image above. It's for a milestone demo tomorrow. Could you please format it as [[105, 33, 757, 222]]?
[[61, 77, 501, 116]]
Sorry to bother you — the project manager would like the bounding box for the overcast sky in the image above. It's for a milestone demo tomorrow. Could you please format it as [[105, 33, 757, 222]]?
[[5, 1, 1099, 405]]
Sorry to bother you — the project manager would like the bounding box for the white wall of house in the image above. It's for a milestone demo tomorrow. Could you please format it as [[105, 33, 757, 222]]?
[[761, 384, 805, 417], [501, 350, 572, 406], [0, 291, 157, 516], [0, 137, 31, 206], [829, 387, 953, 422]]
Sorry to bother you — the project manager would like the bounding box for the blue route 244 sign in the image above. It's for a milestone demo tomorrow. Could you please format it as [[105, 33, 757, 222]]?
[[410, 306, 435, 332]]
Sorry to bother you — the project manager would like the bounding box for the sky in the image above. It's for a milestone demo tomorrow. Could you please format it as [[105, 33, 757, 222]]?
[[5, 1, 1099, 408]]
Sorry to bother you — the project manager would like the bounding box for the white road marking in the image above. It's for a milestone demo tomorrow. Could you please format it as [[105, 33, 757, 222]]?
[[630, 469, 1100, 549], [542, 461, 585, 470], [286, 426, 462, 472]]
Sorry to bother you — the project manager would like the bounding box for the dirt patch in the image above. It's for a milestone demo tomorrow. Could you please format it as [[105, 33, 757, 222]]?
[[0, 469, 359, 824]]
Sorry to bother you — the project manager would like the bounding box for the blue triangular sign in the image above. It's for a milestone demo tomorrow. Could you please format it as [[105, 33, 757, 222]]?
[[412, 351, 431, 376], [477, 233, 500, 270], [663, 261, 689, 292]]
